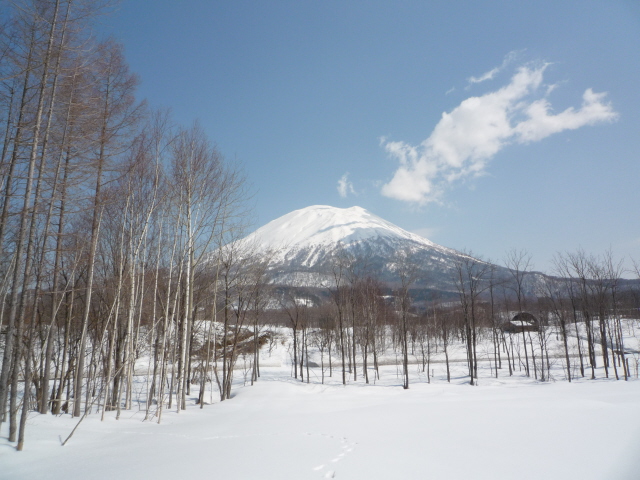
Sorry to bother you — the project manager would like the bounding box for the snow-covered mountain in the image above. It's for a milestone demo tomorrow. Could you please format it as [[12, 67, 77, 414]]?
[[241, 205, 484, 290], [239, 205, 640, 300]]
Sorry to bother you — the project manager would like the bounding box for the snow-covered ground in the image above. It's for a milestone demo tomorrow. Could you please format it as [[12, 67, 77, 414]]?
[[2, 329, 640, 480]]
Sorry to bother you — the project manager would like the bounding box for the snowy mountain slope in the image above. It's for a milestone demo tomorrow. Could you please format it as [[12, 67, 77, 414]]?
[[241, 205, 490, 290], [245, 205, 452, 256]]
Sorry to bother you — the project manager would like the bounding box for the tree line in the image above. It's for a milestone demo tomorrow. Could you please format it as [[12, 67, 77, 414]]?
[[275, 246, 639, 393], [0, 0, 251, 450]]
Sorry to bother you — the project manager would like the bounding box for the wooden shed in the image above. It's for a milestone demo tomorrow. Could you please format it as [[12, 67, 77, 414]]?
[[502, 312, 540, 334]]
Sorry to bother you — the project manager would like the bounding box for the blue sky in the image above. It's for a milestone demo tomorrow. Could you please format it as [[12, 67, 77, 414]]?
[[103, 1, 640, 274]]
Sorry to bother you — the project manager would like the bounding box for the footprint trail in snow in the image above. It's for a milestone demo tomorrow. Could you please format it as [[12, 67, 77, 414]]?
[[311, 434, 358, 478]]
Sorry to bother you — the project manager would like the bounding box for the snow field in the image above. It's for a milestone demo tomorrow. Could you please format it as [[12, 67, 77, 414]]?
[[2, 325, 640, 480]]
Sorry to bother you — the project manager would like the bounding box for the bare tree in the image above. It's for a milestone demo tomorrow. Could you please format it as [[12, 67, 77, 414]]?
[[328, 244, 349, 385], [453, 251, 489, 385], [504, 249, 533, 377], [73, 38, 143, 418], [391, 248, 420, 389]]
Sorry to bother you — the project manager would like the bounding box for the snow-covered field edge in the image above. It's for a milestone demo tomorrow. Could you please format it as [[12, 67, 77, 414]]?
[[2, 322, 640, 480]]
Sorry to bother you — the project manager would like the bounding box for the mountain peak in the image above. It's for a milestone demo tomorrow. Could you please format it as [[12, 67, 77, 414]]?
[[247, 205, 430, 249], [242, 205, 457, 267], [237, 206, 515, 293], [239, 205, 489, 289]]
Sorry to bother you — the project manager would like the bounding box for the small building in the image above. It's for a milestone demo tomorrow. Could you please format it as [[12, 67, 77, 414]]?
[[502, 312, 540, 334]]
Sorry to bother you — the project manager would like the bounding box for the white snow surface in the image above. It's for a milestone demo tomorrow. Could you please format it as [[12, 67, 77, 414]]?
[[242, 205, 456, 265], [3, 327, 640, 480]]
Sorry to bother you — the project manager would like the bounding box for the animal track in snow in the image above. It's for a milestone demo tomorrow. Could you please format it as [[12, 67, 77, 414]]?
[[310, 433, 358, 478]]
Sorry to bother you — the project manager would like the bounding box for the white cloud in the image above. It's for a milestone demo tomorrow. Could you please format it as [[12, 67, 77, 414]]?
[[467, 50, 520, 87], [467, 66, 501, 85], [337, 172, 356, 198], [514, 89, 618, 142], [382, 62, 618, 205], [412, 227, 440, 240]]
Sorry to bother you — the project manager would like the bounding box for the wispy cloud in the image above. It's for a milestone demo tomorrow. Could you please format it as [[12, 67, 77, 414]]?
[[466, 50, 520, 87], [337, 172, 356, 198], [381, 61, 618, 205], [412, 227, 440, 240]]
